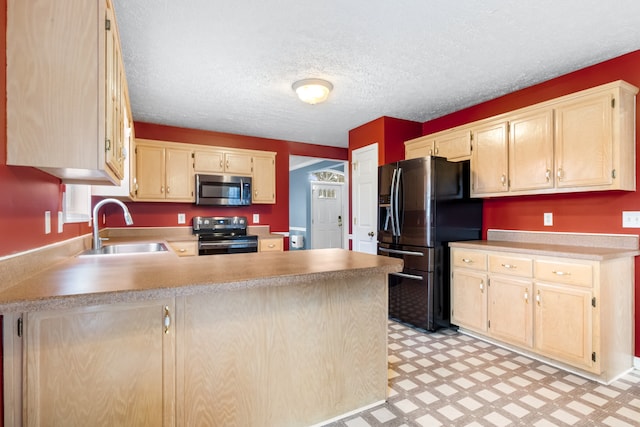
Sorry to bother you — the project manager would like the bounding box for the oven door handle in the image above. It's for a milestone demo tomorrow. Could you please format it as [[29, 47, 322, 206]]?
[[379, 247, 424, 257], [390, 272, 424, 281]]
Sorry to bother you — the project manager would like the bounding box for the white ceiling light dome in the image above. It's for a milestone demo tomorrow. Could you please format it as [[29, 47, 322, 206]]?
[[292, 78, 333, 104]]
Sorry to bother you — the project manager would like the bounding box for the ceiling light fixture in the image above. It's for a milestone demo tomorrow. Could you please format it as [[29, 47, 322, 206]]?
[[292, 78, 333, 105]]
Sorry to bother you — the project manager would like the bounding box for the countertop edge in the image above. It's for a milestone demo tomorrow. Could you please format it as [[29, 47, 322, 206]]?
[[0, 254, 402, 314], [449, 240, 640, 260]]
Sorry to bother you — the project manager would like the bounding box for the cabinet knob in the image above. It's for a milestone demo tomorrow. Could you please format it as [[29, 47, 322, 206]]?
[[479, 281, 484, 292], [500, 174, 507, 186], [166, 186, 170, 194], [161, 185, 164, 193], [462, 258, 473, 264], [524, 290, 529, 303], [545, 169, 551, 182], [536, 290, 541, 306], [557, 168, 563, 181]]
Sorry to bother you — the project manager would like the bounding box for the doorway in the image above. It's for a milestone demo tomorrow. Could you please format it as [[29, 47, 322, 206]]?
[[289, 156, 347, 250]]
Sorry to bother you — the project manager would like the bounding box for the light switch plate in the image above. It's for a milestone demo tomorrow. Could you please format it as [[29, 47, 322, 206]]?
[[44, 211, 51, 234], [253, 213, 259, 223], [543, 212, 553, 226], [177, 213, 186, 224], [622, 211, 640, 228]]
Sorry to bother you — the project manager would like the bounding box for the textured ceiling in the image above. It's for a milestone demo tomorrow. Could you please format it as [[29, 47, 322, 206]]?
[[113, 0, 640, 148]]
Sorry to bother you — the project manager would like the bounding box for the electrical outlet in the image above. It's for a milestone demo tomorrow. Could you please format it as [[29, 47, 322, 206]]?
[[58, 211, 64, 233], [543, 212, 553, 226], [177, 213, 186, 224], [622, 211, 640, 228], [253, 213, 259, 223], [44, 211, 51, 234]]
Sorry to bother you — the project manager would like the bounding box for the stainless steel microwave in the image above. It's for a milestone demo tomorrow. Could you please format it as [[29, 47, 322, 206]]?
[[195, 174, 252, 206]]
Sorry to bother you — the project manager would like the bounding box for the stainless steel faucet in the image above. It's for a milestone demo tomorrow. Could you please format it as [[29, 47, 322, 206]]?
[[92, 198, 134, 249]]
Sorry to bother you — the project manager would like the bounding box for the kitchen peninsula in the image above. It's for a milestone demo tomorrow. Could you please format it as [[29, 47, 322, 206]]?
[[1, 248, 402, 426]]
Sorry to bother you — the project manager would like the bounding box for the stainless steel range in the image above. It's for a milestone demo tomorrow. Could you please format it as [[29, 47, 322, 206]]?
[[192, 216, 258, 255]]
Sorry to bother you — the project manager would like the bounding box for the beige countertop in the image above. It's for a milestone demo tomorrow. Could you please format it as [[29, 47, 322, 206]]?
[[0, 248, 402, 313], [449, 240, 640, 260]]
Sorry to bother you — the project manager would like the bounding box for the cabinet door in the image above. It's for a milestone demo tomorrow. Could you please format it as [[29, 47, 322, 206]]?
[[24, 300, 175, 426], [252, 154, 276, 204], [488, 277, 533, 348], [194, 149, 225, 173], [135, 142, 166, 199], [470, 121, 509, 195], [451, 269, 488, 332], [434, 129, 471, 160], [534, 282, 595, 372], [224, 152, 253, 175], [165, 147, 194, 201], [509, 109, 554, 192], [405, 137, 433, 160], [555, 92, 613, 188]]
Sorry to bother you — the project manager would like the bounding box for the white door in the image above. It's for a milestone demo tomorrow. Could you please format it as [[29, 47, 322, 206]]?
[[311, 183, 344, 249], [352, 144, 378, 254]]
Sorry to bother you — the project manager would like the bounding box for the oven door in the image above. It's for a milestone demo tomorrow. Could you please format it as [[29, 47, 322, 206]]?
[[198, 239, 258, 255]]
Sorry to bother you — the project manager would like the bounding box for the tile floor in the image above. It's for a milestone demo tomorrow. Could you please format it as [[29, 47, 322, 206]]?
[[327, 320, 640, 427]]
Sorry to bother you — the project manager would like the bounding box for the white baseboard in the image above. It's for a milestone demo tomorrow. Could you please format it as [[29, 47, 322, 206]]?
[[634, 356, 640, 370]]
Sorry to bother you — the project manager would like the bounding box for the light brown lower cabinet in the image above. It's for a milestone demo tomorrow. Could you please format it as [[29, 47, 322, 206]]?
[[10, 299, 176, 426], [4, 273, 387, 426], [450, 247, 634, 383]]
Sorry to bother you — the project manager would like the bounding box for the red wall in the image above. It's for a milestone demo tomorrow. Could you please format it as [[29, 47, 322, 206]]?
[[348, 116, 421, 165], [0, 0, 92, 258], [420, 49, 640, 356], [102, 122, 348, 233]]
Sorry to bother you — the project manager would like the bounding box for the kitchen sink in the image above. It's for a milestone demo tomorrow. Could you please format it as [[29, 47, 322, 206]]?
[[78, 242, 169, 257]]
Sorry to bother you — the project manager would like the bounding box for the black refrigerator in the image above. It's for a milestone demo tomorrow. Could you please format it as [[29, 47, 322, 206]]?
[[377, 156, 482, 331]]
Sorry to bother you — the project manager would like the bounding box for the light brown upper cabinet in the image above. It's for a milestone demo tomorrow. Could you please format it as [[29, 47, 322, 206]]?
[[252, 153, 277, 204], [554, 86, 635, 191], [404, 128, 472, 161], [194, 148, 252, 175], [470, 121, 509, 195], [508, 109, 555, 192], [466, 80, 637, 198], [7, 0, 128, 185], [134, 139, 195, 202]]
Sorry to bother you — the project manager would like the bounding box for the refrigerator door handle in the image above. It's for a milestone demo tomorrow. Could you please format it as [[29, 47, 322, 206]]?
[[394, 167, 402, 236], [389, 168, 398, 236], [390, 272, 424, 281], [379, 247, 424, 257]]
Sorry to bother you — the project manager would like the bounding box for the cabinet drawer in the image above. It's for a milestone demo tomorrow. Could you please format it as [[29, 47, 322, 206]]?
[[489, 254, 533, 277], [452, 250, 487, 271], [259, 238, 283, 252], [534, 260, 593, 287], [168, 241, 198, 257]]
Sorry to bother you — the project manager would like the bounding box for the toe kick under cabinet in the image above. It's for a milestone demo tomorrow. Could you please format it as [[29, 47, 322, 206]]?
[[450, 243, 636, 383]]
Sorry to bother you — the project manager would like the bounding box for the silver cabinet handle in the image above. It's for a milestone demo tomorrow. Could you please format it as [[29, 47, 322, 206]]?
[[557, 168, 563, 181], [552, 270, 571, 276], [391, 272, 424, 281], [501, 263, 516, 269], [163, 306, 171, 334], [479, 281, 484, 292], [462, 258, 473, 264], [524, 290, 529, 303], [545, 169, 551, 182], [379, 247, 424, 257], [501, 174, 507, 186], [536, 291, 541, 306]]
